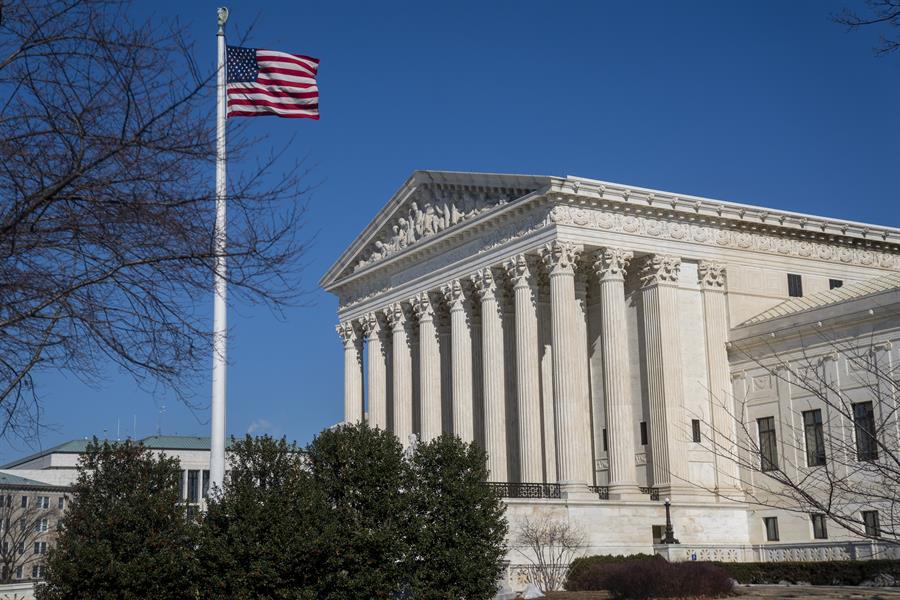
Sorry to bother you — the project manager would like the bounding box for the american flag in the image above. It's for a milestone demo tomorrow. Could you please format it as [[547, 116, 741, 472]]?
[[226, 46, 319, 119]]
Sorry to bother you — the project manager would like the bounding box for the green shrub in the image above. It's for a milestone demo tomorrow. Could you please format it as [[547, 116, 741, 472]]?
[[566, 554, 658, 591], [593, 559, 734, 599], [714, 559, 900, 585]]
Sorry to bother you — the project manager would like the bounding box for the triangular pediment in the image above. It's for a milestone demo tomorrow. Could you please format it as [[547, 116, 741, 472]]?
[[320, 170, 551, 289]]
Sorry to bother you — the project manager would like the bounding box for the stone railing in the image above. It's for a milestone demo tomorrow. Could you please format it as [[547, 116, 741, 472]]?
[[486, 482, 562, 499]]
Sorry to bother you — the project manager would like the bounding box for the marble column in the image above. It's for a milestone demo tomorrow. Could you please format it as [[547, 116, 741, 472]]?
[[505, 254, 542, 483], [639, 254, 689, 495], [538, 282, 557, 483], [441, 279, 474, 442], [473, 267, 507, 481], [360, 313, 388, 430], [593, 248, 640, 497], [698, 262, 741, 493], [337, 321, 363, 424], [384, 302, 414, 447], [412, 291, 441, 442], [541, 240, 592, 495], [574, 271, 594, 485]]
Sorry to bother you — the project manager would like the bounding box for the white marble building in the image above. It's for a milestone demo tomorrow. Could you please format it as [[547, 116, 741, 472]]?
[[322, 170, 900, 566]]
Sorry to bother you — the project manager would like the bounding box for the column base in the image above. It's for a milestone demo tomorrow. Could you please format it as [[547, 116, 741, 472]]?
[[559, 482, 597, 501], [607, 484, 646, 501], [655, 484, 714, 503]]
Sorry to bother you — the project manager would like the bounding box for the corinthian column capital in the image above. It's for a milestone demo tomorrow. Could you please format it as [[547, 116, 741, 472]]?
[[336, 321, 358, 348], [639, 254, 681, 287], [540, 240, 582, 275], [593, 247, 634, 282], [472, 267, 499, 300], [440, 279, 468, 310], [410, 291, 435, 321], [358, 313, 382, 340], [383, 302, 408, 330], [502, 254, 533, 286], [698, 261, 727, 290]]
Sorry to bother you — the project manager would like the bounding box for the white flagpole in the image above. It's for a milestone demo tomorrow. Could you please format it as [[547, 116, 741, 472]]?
[[210, 6, 229, 494]]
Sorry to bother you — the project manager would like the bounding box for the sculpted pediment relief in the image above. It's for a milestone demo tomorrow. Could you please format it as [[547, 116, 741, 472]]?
[[348, 184, 535, 274]]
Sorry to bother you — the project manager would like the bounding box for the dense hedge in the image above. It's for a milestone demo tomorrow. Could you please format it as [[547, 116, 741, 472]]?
[[714, 559, 900, 585], [567, 554, 658, 590], [568, 554, 900, 592], [566, 556, 733, 599]]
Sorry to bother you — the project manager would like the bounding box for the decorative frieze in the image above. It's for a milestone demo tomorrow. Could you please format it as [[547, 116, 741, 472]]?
[[549, 205, 898, 270]]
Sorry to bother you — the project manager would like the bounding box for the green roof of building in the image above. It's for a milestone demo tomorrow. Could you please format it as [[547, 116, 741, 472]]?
[[0, 472, 68, 490], [1, 435, 230, 469]]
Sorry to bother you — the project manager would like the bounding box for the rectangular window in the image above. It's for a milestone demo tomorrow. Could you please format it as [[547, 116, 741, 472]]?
[[32, 565, 44, 579], [178, 470, 185, 500], [764, 517, 779, 541], [36, 496, 49, 509], [187, 470, 200, 503], [691, 419, 701, 443], [33, 541, 47, 555], [202, 470, 210, 499], [34, 518, 49, 533], [812, 514, 828, 539], [803, 409, 826, 467], [4, 495, 9, 507], [757, 417, 778, 472], [20, 496, 27, 509], [58, 496, 65, 511], [829, 278, 843, 290], [787, 273, 803, 297], [640, 421, 648, 446], [853, 402, 878, 461], [15, 566, 21, 579], [863, 510, 880, 537], [602, 428, 608, 453], [17, 542, 23, 556]]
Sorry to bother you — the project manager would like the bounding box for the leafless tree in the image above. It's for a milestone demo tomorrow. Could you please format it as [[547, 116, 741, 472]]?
[[0, 1, 311, 443], [513, 515, 586, 592], [696, 324, 900, 546], [0, 489, 65, 582], [836, 0, 900, 56]]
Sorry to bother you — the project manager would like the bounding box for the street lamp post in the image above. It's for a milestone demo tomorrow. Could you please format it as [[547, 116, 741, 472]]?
[[663, 497, 680, 544]]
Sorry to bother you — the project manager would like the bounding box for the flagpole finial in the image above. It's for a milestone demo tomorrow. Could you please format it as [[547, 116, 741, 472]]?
[[217, 7, 229, 34]]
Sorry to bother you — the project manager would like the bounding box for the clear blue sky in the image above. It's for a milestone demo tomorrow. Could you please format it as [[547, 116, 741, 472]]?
[[3, 0, 898, 462]]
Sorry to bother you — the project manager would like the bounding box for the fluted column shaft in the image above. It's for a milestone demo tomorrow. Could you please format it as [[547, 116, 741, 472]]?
[[474, 268, 507, 481], [385, 303, 413, 446], [542, 241, 591, 491], [505, 255, 542, 483], [640, 255, 689, 492], [699, 262, 741, 491], [413, 292, 441, 442], [361, 314, 388, 429], [594, 248, 639, 494], [442, 280, 474, 442], [337, 321, 363, 424]]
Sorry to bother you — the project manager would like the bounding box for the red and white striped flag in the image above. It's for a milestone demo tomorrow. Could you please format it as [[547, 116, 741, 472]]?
[[226, 46, 319, 119]]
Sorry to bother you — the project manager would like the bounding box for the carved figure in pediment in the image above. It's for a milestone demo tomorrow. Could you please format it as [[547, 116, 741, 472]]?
[[422, 203, 439, 236]]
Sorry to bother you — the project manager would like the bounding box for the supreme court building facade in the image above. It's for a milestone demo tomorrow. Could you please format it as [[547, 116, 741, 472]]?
[[321, 171, 900, 569]]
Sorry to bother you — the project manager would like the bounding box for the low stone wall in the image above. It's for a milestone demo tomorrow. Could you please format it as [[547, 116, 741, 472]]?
[[0, 582, 35, 600]]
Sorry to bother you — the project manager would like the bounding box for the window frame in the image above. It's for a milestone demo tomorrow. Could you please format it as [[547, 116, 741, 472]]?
[[691, 419, 701, 443], [811, 513, 828, 540], [853, 401, 879, 462], [802, 409, 826, 467], [757, 416, 779, 472], [787, 273, 803, 297], [764, 516, 780, 541], [640, 421, 648, 446], [863, 510, 880, 538]]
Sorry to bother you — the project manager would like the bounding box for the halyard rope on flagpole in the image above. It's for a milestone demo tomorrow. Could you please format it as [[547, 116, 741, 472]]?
[[210, 6, 229, 496]]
